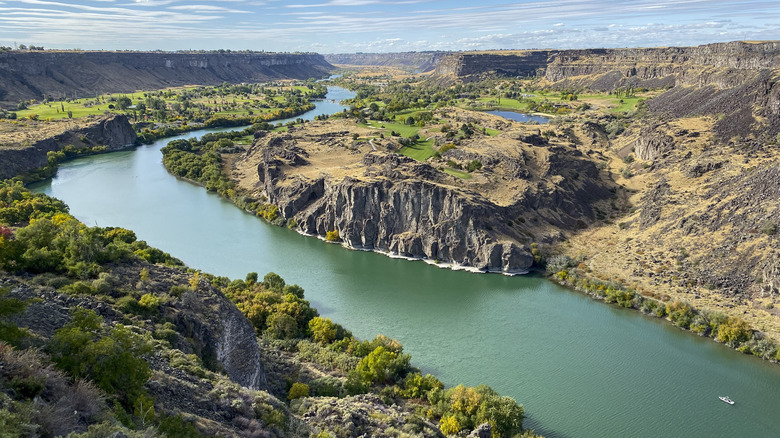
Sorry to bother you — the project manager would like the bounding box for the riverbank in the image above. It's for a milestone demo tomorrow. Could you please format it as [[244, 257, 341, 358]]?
[[547, 263, 780, 364], [30, 128, 780, 438], [2, 170, 535, 438]]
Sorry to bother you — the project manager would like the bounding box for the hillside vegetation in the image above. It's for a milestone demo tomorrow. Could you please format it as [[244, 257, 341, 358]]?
[[0, 181, 537, 437]]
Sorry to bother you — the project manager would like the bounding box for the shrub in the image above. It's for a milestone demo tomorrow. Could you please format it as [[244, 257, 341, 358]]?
[[402, 373, 443, 399], [0, 288, 26, 344], [666, 301, 695, 329], [288, 382, 310, 400], [546, 255, 572, 273], [326, 230, 341, 242], [440, 415, 460, 435], [309, 317, 337, 344], [355, 346, 410, 385], [309, 376, 342, 397], [138, 293, 161, 312], [47, 309, 153, 410], [716, 316, 752, 347]]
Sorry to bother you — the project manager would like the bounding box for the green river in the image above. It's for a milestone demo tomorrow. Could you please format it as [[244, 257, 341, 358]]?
[[30, 87, 780, 437]]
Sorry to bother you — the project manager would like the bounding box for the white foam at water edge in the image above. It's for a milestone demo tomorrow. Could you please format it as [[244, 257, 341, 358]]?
[[297, 234, 529, 276]]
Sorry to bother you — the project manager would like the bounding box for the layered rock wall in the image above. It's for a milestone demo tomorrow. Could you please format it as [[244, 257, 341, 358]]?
[[0, 114, 136, 179], [0, 51, 333, 107], [324, 52, 446, 72], [433, 41, 780, 89], [257, 149, 534, 273]]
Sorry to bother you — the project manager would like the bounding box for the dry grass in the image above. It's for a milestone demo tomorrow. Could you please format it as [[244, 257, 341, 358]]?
[[0, 117, 102, 149]]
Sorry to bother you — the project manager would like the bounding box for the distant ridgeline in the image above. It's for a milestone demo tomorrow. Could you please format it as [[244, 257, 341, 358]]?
[[433, 41, 780, 89], [324, 51, 447, 72], [0, 51, 334, 108]]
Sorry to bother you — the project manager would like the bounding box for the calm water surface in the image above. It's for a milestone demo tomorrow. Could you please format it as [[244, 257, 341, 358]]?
[[485, 110, 549, 124], [30, 87, 780, 438]]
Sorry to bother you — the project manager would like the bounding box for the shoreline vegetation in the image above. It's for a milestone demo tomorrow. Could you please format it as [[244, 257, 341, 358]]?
[[7, 74, 779, 367], [545, 255, 780, 363], [148, 76, 780, 367], [0, 182, 535, 436], [158, 123, 780, 366]]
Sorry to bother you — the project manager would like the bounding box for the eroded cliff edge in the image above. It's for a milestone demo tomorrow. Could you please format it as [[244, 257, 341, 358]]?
[[0, 51, 333, 108], [0, 114, 137, 179], [433, 41, 780, 90], [231, 115, 615, 274]]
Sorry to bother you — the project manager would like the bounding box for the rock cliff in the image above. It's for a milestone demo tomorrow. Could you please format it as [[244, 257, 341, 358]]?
[[434, 51, 551, 80], [325, 52, 446, 72], [433, 41, 780, 89], [233, 116, 615, 274], [0, 114, 137, 179], [7, 261, 268, 391], [0, 51, 333, 108]]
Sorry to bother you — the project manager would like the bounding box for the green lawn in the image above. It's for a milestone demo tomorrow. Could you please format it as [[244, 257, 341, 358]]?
[[365, 120, 420, 138], [399, 139, 436, 161], [442, 167, 472, 179], [483, 127, 500, 136]]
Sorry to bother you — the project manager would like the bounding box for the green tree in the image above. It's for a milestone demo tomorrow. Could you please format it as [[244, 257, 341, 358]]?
[[266, 312, 298, 339], [263, 272, 285, 293], [355, 346, 410, 385], [288, 382, 310, 400], [116, 96, 132, 110], [717, 316, 752, 347], [308, 316, 336, 344]]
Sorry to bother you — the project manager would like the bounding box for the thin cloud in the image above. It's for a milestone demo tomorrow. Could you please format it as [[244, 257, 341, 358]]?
[[2, 0, 779, 52]]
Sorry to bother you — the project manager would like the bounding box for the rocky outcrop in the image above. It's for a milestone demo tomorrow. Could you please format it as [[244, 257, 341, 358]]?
[[633, 126, 674, 161], [467, 423, 492, 438], [434, 51, 550, 80], [0, 51, 333, 107], [248, 124, 614, 274], [0, 114, 136, 179], [292, 394, 444, 437], [268, 172, 532, 274], [325, 52, 446, 72], [7, 261, 268, 391]]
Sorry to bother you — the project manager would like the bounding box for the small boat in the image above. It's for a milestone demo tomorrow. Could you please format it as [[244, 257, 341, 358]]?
[[719, 396, 735, 405]]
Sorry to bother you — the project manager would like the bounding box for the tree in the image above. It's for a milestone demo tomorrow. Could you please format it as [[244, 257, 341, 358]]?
[[355, 346, 410, 385], [263, 272, 285, 293], [717, 316, 751, 347], [308, 316, 336, 344], [245, 272, 258, 285], [288, 382, 310, 400], [116, 96, 132, 110], [283, 283, 304, 299], [266, 312, 298, 339]]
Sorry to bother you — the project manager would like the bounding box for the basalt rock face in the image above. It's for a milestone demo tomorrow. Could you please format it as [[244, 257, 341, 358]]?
[[434, 51, 551, 80], [0, 114, 136, 179], [7, 261, 268, 391], [249, 127, 613, 274], [434, 41, 780, 89], [325, 52, 446, 72], [262, 157, 533, 273], [0, 51, 333, 107], [633, 126, 674, 161]]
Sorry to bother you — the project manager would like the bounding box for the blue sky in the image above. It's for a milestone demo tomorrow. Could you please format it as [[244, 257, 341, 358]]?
[[1, 0, 779, 53]]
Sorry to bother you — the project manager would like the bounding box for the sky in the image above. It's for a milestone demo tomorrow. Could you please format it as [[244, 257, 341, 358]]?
[[1, 0, 779, 53]]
